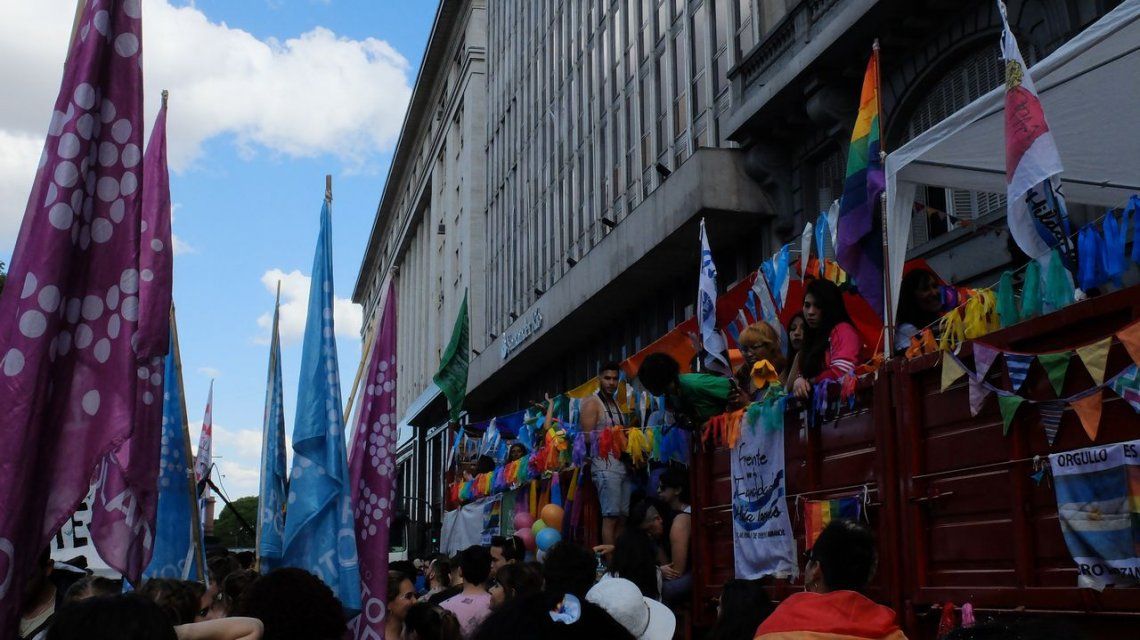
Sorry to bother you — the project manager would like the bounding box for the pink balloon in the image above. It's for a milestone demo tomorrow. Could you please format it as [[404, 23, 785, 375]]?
[[516, 528, 536, 551], [513, 511, 535, 531]]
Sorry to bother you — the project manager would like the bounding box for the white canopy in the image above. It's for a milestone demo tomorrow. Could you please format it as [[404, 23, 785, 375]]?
[[885, 0, 1140, 316]]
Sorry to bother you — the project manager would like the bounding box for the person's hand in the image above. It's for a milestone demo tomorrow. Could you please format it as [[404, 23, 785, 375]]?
[[660, 564, 681, 580], [793, 376, 812, 399], [592, 544, 614, 557]]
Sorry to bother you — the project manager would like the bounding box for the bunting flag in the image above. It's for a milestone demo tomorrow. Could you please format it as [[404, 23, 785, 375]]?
[[1111, 364, 1140, 412], [1038, 402, 1064, 446], [282, 196, 361, 613], [998, 1, 1076, 273], [974, 343, 1000, 379], [750, 262, 789, 356], [698, 219, 732, 375], [194, 382, 214, 527], [835, 44, 886, 318], [435, 292, 470, 422], [349, 279, 398, 639], [0, 1, 148, 626], [1038, 352, 1072, 396], [814, 213, 831, 276], [1118, 321, 1140, 365], [998, 395, 1026, 435], [805, 497, 862, 550], [143, 315, 204, 582], [800, 221, 813, 280], [1076, 338, 1111, 386], [969, 378, 992, 417], [941, 351, 967, 392], [761, 244, 791, 311], [1070, 391, 1103, 442], [257, 285, 288, 573], [1005, 354, 1034, 392]]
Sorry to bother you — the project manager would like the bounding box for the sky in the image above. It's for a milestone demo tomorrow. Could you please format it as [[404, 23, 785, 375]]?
[[0, 0, 437, 501]]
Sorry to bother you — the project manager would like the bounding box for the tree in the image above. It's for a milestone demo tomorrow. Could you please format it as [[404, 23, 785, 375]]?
[[214, 496, 258, 549]]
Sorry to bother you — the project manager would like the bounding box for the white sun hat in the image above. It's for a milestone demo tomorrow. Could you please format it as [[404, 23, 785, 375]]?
[[586, 577, 676, 640]]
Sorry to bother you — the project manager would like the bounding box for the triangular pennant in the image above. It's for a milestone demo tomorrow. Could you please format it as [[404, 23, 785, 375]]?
[[969, 377, 992, 417], [1037, 352, 1071, 396], [941, 352, 968, 392], [1070, 391, 1103, 442], [1037, 402, 1064, 446], [998, 395, 1026, 436], [973, 343, 999, 379], [1118, 321, 1140, 365], [1005, 353, 1033, 392], [1076, 337, 1111, 386], [1111, 364, 1140, 413]]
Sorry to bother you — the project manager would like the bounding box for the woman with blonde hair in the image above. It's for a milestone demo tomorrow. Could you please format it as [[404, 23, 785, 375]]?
[[734, 321, 787, 402]]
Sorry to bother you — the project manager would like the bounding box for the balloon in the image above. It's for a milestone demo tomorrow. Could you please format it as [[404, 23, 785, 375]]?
[[540, 504, 565, 530], [513, 511, 534, 531], [532, 519, 547, 534], [516, 528, 536, 551], [536, 527, 562, 551]]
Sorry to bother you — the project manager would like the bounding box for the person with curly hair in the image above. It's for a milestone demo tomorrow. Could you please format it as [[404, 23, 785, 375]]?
[[233, 568, 347, 640], [138, 578, 203, 626]]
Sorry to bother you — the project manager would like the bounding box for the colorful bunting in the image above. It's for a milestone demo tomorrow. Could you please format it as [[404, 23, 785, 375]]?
[[941, 352, 967, 391], [1038, 402, 1064, 446], [1076, 338, 1111, 386], [1070, 391, 1103, 442], [1038, 352, 1071, 396], [1110, 364, 1140, 413], [996, 271, 1019, 328], [969, 378, 992, 417], [1005, 354, 1034, 392], [1118, 322, 1140, 365], [998, 395, 1026, 435]]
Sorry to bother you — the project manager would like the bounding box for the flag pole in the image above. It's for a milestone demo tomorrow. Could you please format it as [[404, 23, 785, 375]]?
[[874, 39, 895, 362], [172, 307, 207, 583]]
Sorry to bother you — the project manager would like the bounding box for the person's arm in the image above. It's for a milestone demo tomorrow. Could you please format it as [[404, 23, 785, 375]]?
[[812, 323, 860, 382], [175, 618, 263, 640], [579, 395, 601, 432], [667, 512, 691, 577]]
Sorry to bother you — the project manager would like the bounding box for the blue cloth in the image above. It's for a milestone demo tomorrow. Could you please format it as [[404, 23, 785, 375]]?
[[281, 200, 362, 613], [142, 333, 204, 581], [257, 299, 288, 573]]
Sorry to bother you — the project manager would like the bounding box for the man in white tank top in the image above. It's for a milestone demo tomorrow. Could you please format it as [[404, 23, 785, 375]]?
[[579, 362, 632, 546]]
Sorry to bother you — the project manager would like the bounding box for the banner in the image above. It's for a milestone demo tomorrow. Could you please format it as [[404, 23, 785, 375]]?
[[441, 497, 497, 555], [730, 404, 798, 580], [1049, 440, 1140, 587]]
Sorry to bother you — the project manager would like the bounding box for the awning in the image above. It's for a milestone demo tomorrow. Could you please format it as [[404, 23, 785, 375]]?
[[398, 382, 445, 431], [885, 0, 1140, 316]]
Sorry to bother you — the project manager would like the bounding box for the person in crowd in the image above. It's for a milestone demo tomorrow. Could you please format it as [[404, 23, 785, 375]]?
[[784, 313, 806, 383], [507, 443, 529, 463], [656, 467, 692, 607], [139, 578, 203, 626], [541, 541, 599, 600], [404, 602, 462, 640], [637, 353, 737, 431], [894, 268, 944, 352], [579, 361, 633, 546], [471, 592, 635, 640], [422, 555, 454, 603], [734, 322, 787, 402], [791, 279, 863, 400], [216, 569, 258, 618], [489, 535, 525, 578], [19, 550, 80, 640], [234, 567, 347, 640], [705, 579, 774, 640], [234, 551, 255, 571], [489, 562, 543, 610], [586, 577, 676, 640], [386, 570, 418, 640], [754, 520, 906, 640], [605, 527, 662, 600], [428, 554, 465, 605], [47, 593, 264, 640], [61, 575, 120, 604], [440, 545, 493, 638], [199, 553, 241, 621]]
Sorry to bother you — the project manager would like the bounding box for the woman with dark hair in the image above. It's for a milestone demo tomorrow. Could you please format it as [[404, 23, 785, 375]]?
[[791, 279, 864, 399], [606, 528, 662, 600], [784, 313, 807, 383], [47, 594, 263, 640], [404, 603, 462, 640], [705, 579, 774, 640], [386, 571, 418, 640], [657, 467, 692, 606], [507, 443, 528, 463], [488, 562, 543, 610], [234, 568, 347, 640], [894, 268, 944, 352]]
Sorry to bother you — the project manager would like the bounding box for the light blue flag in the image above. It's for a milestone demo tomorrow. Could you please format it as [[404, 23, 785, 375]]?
[[281, 199, 362, 613], [257, 285, 288, 573], [142, 321, 205, 582]]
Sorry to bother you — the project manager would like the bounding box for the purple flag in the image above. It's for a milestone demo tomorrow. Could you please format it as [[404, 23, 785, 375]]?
[[0, 0, 146, 627], [349, 281, 398, 639], [89, 94, 173, 583]]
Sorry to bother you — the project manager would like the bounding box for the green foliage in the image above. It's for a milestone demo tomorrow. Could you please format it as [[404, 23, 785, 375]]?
[[214, 495, 258, 549]]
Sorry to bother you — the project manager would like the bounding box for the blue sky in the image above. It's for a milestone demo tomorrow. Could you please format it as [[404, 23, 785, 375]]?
[[0, 0, 438, 498]]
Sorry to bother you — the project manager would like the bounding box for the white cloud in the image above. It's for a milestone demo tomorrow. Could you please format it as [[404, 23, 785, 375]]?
[[189, 421, 272, 499], [198, 366, 222, 379], [0, 0, 413, 247], [256, 268, 362, 345], [171, 203, 194, 255]]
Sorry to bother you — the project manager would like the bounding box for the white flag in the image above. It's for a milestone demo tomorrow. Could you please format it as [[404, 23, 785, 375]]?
[[698, 219, 731, 375]]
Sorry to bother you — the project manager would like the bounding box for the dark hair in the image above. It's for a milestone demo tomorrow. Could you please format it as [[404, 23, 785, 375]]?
[[388, 571, 414, 604], [234, 568, 347, 640], [627, 498, 665, 532], [541, 542, 596, 599], [471, 592, 635, 640], [800, 279, 854, 378], [491, 535, 526, 563], [219, 569, 258, 615], [495, 562, 544, 603], [235, 550, 255, 570], [659, 466, 691, 504], [389, 560, 418, 583], [459, 544, 492, 586], [138, 578, 201, 626], [404, 602, 462, 640], [786, 313, 806, 348], [63, 575, 121, 603], [609, 529, 660, 600], [599, 361, 622, 375], [475, 455, 496, 475], [207, 553, 241, 587], [508, 443, 529, 458], [706, 579, 775, 640], [48, 594, 177, 640], [636, 352, 681, 396], [897, 268, 941, 329], [811, 519, 877, 592], [429, 555, 452, 588]]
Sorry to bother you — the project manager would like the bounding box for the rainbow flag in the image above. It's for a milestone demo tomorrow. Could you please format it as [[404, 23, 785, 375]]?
[[805, 497, 862, 550], [836, 46, 886, 318]]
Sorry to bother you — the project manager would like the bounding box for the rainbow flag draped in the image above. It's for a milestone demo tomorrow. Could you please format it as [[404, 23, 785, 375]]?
[[804, 497, 862, 550], [836, 46, 886, 319]]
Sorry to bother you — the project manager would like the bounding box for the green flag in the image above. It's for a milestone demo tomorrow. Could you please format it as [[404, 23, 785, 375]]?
[[998, 395, 1026, 436], [1037, 352, 1071, 396], [434, 292, 470, 422]]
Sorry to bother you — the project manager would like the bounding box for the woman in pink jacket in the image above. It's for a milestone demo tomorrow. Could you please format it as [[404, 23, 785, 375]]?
[[791, 279, 864, 399]]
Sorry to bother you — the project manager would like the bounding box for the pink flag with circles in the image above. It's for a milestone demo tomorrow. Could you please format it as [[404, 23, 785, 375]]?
[[349, 281, 398, 639], [0, 0, 146, 628]]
